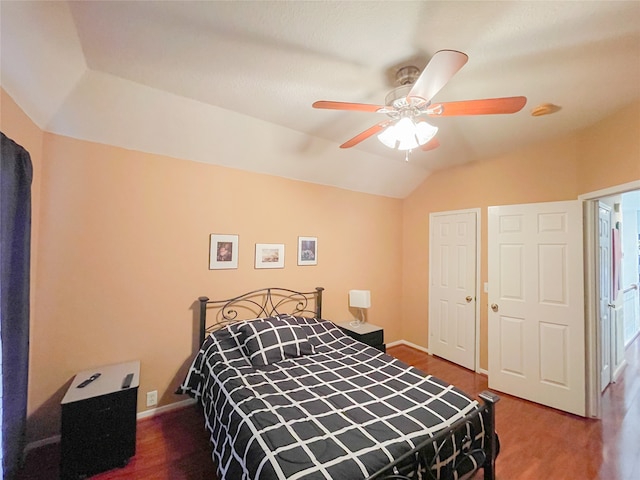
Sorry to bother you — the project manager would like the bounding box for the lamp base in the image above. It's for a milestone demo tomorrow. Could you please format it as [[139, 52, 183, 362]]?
[[349, 308, 366, 328]]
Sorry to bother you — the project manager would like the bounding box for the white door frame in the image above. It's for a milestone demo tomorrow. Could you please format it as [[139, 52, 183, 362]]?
[[428, 208, 482, 373], [580, 179, 640, 418]]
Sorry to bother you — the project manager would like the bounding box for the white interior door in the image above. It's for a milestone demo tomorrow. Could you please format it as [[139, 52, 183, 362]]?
[[488, 200, 585, 416], [598, 202, 612, 391], [429, 210, 477, 370]]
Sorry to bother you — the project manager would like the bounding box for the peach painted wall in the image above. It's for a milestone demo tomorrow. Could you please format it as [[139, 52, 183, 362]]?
[[402, 100, 640, 370], [3, 90, 403, 442], [4, 85, 638, 445], [578, 101, 640, 193]]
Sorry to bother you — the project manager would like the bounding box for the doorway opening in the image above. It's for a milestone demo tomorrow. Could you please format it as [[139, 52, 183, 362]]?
[[582, 180, 640, 417]]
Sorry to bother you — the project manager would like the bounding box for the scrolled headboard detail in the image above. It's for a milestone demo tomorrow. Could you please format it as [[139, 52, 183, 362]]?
[[197, 287, 324, 346]]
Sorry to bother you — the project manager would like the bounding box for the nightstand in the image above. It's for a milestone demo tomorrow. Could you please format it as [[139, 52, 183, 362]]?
[[60, 360, 140, 480], [337, 322, 386, 352]]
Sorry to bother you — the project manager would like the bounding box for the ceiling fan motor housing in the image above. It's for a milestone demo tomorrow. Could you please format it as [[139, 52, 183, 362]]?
[[395, 65, 421, 86], [385, 83, 429, 119]]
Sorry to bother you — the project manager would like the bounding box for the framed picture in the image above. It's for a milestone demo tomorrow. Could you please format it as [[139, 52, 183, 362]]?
[[298, 236, 318, 266], [209, 234, 239, 270], [255, 243, 285, 269]]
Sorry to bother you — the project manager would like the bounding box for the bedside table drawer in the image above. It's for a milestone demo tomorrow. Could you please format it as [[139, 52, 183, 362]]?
[[63, 389, 136, 437], [353, 329, 383, 347], [337, 322, 384, 350]]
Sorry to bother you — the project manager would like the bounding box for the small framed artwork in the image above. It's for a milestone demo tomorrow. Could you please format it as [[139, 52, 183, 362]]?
[[209, 234, 239, 270], [298, 236, 318, 266], [255, 243, 285, 269]]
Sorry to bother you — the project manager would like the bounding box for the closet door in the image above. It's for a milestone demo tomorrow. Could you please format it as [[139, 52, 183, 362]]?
[[429, 210, 478, 370]]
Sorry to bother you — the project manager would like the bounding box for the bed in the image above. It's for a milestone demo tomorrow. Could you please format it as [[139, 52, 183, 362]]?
[[179, 287, 499, 480]]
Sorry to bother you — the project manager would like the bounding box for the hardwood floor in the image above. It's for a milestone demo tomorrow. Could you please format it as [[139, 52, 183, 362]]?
[[15, 338, 640, 480], [14, 403, 216, 480], [396, 339, 640, 480]]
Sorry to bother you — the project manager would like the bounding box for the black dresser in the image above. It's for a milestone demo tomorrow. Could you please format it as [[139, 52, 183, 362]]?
[[60, 361, 140, 480], [337, 322, 386, 352]]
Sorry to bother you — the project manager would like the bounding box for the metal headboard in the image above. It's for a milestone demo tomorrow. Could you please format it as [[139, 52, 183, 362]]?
[[197, 287, 324, 346]]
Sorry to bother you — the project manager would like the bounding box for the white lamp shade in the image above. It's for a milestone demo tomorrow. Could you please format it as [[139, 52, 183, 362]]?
[[377, 118, 438, 151], [349, 290, 371, 308], [415, 121, 438, 145]]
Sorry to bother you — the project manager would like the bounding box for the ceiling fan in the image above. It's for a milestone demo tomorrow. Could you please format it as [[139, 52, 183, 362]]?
[[312, 50, 527, 153]]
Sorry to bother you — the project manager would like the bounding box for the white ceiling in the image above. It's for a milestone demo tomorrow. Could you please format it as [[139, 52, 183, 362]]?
[[2, 1, 640, 198]]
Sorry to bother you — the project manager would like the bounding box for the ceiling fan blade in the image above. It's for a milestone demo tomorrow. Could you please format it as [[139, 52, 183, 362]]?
[[407, 50, 468, 103], [340, 121, 392, 148], [312, 100, 387, 113], [420, 136, 440, 152], [427, 96, 527, 116]]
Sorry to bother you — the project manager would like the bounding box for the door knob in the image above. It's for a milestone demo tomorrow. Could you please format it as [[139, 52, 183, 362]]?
[[491, 303, 499, 312], [466, 296, 473, 303]]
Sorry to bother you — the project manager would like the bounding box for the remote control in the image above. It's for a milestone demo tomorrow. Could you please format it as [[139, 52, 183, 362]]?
[[77, 373, 101, 388], [122, 373, 134, 389]]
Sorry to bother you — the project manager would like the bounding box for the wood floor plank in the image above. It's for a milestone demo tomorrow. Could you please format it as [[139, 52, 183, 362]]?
[[15, 336, 640, 480]]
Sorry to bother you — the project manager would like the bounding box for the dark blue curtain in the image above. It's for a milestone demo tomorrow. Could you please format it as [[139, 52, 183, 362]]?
[[1, 132, 32, 480]]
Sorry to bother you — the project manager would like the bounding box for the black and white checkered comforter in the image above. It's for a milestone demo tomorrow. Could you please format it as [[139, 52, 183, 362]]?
[[180, 316, 485, 480]]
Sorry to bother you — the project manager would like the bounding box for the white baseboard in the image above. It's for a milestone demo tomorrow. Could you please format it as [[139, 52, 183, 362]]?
[[612, 359, 628, 384], [24, 434, 60, 454], [23, 397, 197, 455], [137, 397, 197, 419], [387, 339, 430, 354], [389, 340, 489, 376]]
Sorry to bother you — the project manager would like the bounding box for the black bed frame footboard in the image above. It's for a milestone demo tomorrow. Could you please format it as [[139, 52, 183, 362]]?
[[366, 390, 500, 480]]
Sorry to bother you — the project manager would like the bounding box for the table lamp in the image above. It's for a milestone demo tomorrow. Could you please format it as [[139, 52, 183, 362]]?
[[349, 290, 371, 326]]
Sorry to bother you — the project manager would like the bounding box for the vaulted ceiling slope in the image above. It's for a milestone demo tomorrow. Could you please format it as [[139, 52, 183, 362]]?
[[2, 1, 639, 198]]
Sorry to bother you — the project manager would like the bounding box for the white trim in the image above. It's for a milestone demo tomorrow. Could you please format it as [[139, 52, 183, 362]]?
[[582, 179, 640, 419], [578, 180, 640, 200], [473, 209, 481, 374], [136, 397, 196, 420], [388, 340, 488, 376], [24, 434, 60, 454], [612, 359, 628, 384], [388, 339, 430, 354], [387, 340, 489, 377], [625, 328, 640, 349], [23, 397, 197, 455], [584, 200, 600, 418]]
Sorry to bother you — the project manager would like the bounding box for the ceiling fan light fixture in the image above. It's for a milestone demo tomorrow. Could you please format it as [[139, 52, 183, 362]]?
[[415, 121, 438, 145], [377, 125, 400, 149], [395, 117, 420, 150], [377, 118, 438, 151]]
